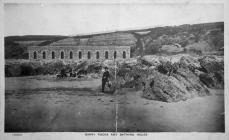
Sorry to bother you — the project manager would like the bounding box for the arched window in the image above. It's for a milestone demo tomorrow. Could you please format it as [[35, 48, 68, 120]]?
[[87, 51, 91, 59], [114, 51, 117, 59], [79, 51, 82, 59], [33, 51, 37, 59], [61, 51, 64, 59], [70, 51, 73, 59], [42, 51, 46, 59], [96, 51, 99, 59], [52, 51, 55, 59], [123, 51, 126, 59], [105, 51, 108, 59]]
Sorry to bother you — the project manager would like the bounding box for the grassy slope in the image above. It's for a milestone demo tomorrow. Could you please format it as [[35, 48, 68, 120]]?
[[4, 22, 224, 59]]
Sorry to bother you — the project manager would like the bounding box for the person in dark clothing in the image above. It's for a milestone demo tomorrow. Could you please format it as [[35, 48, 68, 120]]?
[[102, 67, 110, 92], [60, 69, 67, 78]]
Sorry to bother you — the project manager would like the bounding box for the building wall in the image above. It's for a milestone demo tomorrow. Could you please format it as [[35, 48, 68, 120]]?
[[28, 46, 130, 63]]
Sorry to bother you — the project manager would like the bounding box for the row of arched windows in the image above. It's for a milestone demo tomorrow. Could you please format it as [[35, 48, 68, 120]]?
[[33, 51, 126, 60]]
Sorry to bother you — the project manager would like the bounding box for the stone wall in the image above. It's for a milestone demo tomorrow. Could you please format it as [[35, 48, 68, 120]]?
[[28, 46, 130, 63]]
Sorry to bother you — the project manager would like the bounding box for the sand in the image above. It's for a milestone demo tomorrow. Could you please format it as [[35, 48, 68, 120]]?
[[5, 76, 224, 132]]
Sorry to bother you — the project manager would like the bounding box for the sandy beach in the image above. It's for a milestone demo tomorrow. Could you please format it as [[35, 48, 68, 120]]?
[[5, 76, 224, 132]]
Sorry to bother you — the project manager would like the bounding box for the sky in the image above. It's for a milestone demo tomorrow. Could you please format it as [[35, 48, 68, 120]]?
[[4, 3, 224, 36]]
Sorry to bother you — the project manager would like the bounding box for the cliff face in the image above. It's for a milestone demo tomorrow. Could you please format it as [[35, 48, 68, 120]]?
[[5, 22, 224, 59]]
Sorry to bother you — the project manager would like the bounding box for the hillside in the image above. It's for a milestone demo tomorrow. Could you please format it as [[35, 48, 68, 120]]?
[[5, 22, 224, 59], [5, 35, 67, 59]]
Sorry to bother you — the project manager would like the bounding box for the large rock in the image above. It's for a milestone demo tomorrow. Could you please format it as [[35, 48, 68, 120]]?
[[108, 54, 222, 102], [141, 54, 192, 67], [142, 68, 210, 102], [199, 55, 223, 73], [180, 55, 200, 69], [140, 55, 161, 66], [198, 55, 224, 89], [199, 73, 215, 88], [122, 58, 138, 66], [141, 55, 176, 66]]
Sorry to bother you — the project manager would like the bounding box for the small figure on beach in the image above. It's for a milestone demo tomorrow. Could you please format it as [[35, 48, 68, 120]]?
[[57, 68, 67, 78], [102, 67, 110, 93]]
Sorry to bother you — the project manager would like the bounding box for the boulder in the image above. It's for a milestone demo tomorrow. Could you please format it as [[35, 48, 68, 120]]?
[[198, 55, 224, 88], [141, 54, 191, 67], [199, 73, 215, 88], [140, 55, 161, 66], [121, 58, 138, 66], [180, 55, 200, 69], [199, 72, 224, 89], [142, 68, 210, 102], [199, 55, 224, 73]]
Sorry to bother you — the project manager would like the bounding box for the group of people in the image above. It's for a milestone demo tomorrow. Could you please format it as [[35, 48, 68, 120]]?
[[57, 66, 111, 93], [57, 69, 87, 78]]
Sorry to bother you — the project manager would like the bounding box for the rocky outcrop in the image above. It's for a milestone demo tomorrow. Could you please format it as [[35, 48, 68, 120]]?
[[199, 55, 223, 73], [198, 55, 224, 88], [109, 54, 223, 102], [142, 68, 210, 102]]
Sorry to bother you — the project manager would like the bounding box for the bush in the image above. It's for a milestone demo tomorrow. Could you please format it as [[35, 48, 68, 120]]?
[[5, 62, 41, 77], [20, 64, 34, 76], [5, 64, 21, 77], [34, 66, 45, 75], [157, 61, 179, 76], [157, 63, 168, 74], [87, 63, 102, 73], [117, 68, 131, 79], [75, 61, 88, 70], [5, 61, 66, 77], [5, 60, 103, 77], [42, 61, 65, 74], [109, 64, 152, 90]]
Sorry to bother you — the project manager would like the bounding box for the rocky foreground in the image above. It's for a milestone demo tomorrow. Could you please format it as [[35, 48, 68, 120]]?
[[105, 54, 224, 102]]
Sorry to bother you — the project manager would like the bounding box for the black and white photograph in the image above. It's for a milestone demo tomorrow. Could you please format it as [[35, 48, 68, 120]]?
[[1, 0, 228, 139]]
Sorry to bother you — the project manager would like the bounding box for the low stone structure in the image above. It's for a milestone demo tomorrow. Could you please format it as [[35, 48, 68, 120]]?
[[28, 45, 130, 63]]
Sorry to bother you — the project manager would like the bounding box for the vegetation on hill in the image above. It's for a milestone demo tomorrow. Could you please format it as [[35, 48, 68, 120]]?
[[4, 41, 28, 59], [4, 22, 223, 59], [5, 35, 68, 59], [140, 22, 223, 55]]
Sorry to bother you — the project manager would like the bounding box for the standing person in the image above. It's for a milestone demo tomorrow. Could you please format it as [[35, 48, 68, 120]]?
[[60, 68, 65, 78], [102, 67, 110, 93]]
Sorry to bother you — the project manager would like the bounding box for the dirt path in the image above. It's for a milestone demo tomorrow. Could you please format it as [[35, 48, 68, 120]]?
[[5, 77, 225, 132]]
